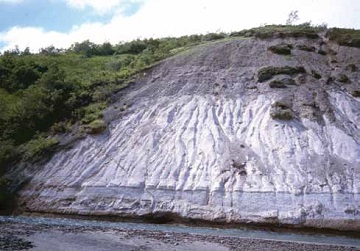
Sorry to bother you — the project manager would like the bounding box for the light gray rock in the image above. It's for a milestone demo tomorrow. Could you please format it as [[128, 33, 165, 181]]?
[[17, 37, 360, 230]]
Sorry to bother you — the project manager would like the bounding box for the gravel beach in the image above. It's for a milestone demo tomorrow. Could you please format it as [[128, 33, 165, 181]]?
[[0, 221, 359, 251]]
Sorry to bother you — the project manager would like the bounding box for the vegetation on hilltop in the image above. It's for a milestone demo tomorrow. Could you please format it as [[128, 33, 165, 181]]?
[[327, 28, 360, 48], [229, 23, 324, 39]]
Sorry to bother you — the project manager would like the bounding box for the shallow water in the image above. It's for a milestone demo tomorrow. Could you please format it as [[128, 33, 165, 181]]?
[[0, 215, 359, 247]]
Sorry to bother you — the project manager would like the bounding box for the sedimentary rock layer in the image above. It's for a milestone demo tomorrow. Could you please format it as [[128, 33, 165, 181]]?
[[17, 37, 360, 230]]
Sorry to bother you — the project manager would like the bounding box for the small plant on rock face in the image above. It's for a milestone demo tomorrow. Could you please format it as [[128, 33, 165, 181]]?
[[296, 44, 316, 52], [86, 119, 107, 134], [258, 66, 306, 82], [269, 80, 286, 88], [317, 49, 327, 55], [338, 74, 350, 83], [269, 78, 296, 88], [270, 102, 294, 120], [268, 44, 293, 55], [351, 90, 360, 97], [345, 63, 358, 72], [311, 70, 322, 79]]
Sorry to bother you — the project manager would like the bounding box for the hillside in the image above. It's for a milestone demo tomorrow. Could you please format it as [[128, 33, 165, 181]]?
[[1, 25, 360, 231]]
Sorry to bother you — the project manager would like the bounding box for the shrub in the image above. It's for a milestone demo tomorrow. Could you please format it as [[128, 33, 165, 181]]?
[[86, 119, 107, 134], [270, 102, 294, 120], [269, 80, 286, 88], [317, 49, 327, 55], [338, 74, 350, 83], [50, 121, 72, 134], [202, 33, 227, 42], [19, 136, 59, 161], [311, 70, 322, 79], [81, 102, 106, 124], [269, 77, 296, 88], [229, 30, 249, 37], [296, 44, 316, 52], [268, 44, 293, 55], [116, 40, 148, 55], [258, 66, 306, 82], [345, 63, 358, 72], [351, 90, 360, 97], [328, 28, 360, 48]]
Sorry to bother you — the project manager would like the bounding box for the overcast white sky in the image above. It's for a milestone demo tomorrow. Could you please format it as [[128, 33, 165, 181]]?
[[0, 0, 359, 52]]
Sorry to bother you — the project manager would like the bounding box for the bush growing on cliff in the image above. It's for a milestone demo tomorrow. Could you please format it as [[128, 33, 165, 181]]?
[[86, 119, 107, 134], [80, 102, 106, 124], [338, 74, 350, 83], [269, 78, 296, 88], [351, 90, 360, 97], [311, 70, 322, 79], [268, 44, 293, 55], [270, 102, 294, 120], [296, 44, 316, 52], [258, 66, 306, 82]]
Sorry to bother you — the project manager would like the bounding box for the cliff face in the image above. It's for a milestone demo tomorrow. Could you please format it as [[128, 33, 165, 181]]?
[[16, 35, 360, 230]]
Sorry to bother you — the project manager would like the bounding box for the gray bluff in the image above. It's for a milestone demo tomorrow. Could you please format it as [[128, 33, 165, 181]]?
[[16, 36, 360, 230]]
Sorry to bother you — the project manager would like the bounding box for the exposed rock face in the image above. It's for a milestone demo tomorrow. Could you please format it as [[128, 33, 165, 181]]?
[[17, 37, 360, 230]]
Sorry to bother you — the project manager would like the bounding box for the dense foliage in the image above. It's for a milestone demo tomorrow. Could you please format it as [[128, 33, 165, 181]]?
[[0, 34, 224, 172]]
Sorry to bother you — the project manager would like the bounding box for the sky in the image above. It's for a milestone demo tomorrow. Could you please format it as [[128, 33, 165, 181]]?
[[0, 0, 359, 52]]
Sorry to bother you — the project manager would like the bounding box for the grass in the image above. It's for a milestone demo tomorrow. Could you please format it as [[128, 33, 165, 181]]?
[[328, 28, 360, 48], [230, 25, 360, 49], [231, 24, 323, 39]]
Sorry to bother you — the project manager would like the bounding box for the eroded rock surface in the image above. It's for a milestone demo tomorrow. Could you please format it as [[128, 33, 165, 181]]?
[[16, 37, 360, 230]]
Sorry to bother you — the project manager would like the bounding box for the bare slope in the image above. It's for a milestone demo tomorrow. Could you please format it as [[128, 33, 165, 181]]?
[[17, 35, 360, 230]]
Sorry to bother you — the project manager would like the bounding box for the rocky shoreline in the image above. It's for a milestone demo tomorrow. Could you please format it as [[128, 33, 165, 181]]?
[[0, 219, 359, 251]]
